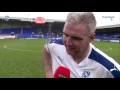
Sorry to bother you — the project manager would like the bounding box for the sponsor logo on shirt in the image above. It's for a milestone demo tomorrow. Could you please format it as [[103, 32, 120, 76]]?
[[57, 56, 64, 63]]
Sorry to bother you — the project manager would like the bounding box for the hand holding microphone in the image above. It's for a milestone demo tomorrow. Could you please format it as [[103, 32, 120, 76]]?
[[54, 66, 70, 78]]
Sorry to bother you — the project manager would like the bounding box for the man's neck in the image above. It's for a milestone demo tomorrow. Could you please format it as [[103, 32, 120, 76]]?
[[72, 45, 90, 64]]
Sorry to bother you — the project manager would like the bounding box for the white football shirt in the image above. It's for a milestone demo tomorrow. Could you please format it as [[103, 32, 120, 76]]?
[[45, 38, 120, 78]]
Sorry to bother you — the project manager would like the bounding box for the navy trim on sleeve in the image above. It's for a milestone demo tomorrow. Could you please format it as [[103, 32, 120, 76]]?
[[89, 48, 120, 78], [49, 38, 64, 45]]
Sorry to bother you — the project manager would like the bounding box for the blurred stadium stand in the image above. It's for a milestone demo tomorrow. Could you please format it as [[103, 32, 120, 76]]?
[[0, 17, 119, 42]]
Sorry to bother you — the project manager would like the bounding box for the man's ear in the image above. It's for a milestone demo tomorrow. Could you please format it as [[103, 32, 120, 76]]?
[[89, 33, 96, 42]]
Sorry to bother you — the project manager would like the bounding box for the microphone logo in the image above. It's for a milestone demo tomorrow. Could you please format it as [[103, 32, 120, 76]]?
[[58, 74, 69, 78]]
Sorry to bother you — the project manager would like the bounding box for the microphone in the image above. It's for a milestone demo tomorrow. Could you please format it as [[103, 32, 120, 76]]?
[[54, 66, 70, 78]]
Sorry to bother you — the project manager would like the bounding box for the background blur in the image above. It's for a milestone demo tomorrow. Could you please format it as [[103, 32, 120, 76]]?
[[0, 12, 119, 78]]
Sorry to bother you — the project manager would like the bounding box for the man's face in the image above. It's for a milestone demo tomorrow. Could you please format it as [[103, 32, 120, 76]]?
[[63, 22, 93, 56]]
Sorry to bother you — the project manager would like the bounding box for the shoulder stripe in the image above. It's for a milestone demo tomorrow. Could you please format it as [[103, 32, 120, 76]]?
[[89, 48, 120, 78], [49, 38, 64, 45]]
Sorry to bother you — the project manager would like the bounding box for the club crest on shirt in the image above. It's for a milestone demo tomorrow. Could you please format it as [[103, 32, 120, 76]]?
[[81, 70, 90, 78]]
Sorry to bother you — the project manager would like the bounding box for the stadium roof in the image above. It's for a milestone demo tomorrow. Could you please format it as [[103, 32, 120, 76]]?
[[0, 12, 120, 29], [0, 16, 66, 23], [96, 24, 120, 29]]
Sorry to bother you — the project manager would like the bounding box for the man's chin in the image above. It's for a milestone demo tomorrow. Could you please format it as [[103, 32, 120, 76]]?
[[66, 50, 74, 56]]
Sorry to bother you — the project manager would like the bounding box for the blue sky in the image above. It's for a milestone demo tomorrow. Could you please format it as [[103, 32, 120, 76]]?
[[0, 12, 119, 27]]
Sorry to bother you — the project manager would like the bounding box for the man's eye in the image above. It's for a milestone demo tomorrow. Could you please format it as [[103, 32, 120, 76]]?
[[72, 37, 82, 40]]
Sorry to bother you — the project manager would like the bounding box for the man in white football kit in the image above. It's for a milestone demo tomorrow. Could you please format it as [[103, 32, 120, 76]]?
[[43, 12, 120, 78]]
